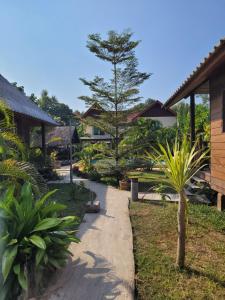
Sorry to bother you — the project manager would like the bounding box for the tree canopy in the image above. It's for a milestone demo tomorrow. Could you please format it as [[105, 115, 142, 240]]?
[[79, 30, 151, 172]]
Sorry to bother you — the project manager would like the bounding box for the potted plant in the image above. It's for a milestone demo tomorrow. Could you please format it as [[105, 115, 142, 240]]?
[[119, 173, 130, 190], [50, 150, 61, 169]]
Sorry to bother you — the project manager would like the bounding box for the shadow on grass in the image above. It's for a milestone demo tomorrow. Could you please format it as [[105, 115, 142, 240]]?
[[183, 266, 225, 288], [134, 199, 166, 206]]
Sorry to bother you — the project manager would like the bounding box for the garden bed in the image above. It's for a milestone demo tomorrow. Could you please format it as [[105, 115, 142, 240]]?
[[48, 183, 95, 226], [130, 201, 225, 299]]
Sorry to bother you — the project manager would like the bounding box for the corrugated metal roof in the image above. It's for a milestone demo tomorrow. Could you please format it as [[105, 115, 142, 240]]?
[[164, 38, 225, 107], [0, 74, 57, 125]]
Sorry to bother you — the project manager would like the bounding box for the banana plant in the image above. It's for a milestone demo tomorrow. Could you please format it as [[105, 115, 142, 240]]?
[[0, 182, 79, 299]]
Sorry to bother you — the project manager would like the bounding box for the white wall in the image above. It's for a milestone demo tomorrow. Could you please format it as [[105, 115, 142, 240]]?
[[84, 125, 111, 138], [147, 116, 177, 127]]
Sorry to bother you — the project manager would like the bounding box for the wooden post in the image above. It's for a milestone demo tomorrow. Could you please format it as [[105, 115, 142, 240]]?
[[131, 178, 139, 201], [217, 193, 225, 211], [41, 123, 46, 164], [190, 93, 195, 145]]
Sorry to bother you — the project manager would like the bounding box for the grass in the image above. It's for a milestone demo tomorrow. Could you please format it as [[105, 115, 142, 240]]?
[[128, 170, 175, 193], [130, 201, 225, 299], [47, 183, 94, 226]]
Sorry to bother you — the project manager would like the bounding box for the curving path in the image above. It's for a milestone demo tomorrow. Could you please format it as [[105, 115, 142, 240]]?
[[45, 169, 134, 300]]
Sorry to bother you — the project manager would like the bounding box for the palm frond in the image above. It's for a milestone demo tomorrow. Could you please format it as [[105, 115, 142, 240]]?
[[0, 160, 47, 196]]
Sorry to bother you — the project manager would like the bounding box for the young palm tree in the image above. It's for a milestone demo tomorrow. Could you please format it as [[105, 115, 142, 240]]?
[[147, 137, 208, 268]]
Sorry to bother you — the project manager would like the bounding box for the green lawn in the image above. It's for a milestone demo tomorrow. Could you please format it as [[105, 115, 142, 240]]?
[[130, 201, 225, 299], [128, 170, 175, 193], [47, 183, 94, 226]]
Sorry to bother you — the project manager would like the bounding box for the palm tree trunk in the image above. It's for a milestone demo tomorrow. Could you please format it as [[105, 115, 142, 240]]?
[[176, 191, 186, 268]]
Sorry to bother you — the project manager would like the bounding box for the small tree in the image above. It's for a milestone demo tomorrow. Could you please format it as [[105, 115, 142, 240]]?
[[79, 30, 150, 179], [147, 138, 208, 268]]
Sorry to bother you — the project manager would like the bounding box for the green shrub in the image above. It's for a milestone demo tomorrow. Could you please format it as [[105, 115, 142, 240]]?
[[0, 182, 79, 299]]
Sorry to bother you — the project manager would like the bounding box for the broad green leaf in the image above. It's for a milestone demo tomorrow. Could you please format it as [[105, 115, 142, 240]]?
[[69, 237, 80, 243], [29, 235, 46, 249], [20, 182, 33, 213], [7, 239, 17, 246], [41, 203, 66, 216], [44, 254, 48, 264], [49, 257, 66, 269], [18, 269, 28, 290], [13, 264, 20, 275], [35, 248, 45, 266], [2, 245, 18, 281], [50, 231, 68, 238], [36, 189, 58, 209], [33, 218, 62, 232]]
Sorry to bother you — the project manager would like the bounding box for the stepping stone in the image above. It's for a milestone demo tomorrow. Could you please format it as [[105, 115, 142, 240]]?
[[85, 200, 100, 213]]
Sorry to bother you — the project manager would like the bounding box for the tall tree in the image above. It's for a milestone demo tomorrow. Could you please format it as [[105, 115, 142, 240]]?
[[79, 30, 150, 173], [38, 90, 75, 125]]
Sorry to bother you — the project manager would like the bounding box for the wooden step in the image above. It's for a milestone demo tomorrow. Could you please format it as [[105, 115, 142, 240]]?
[[192, 175, 206, 183], [187, 182, 200, 189]]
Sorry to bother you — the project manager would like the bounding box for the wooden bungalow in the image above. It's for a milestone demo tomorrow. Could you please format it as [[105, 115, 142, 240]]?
[[0, 73, 57, 156], [127, 100, 176, 126], [164, 38, 225, 210]]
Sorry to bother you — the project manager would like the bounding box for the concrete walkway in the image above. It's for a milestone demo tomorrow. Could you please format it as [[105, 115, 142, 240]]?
[[45, 168, 134, 300]]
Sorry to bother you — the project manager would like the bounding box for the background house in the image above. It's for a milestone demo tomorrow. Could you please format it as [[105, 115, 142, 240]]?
[[81, 100, 176, 142], [127, 100, 176, 126], [80, 103, 112, 142]]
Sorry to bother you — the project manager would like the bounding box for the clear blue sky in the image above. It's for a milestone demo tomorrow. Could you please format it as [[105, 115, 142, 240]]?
[[0, 0, 225, 111]]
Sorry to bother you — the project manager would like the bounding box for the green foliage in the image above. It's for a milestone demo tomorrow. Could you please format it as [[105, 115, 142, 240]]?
[[175, 96, 210, 142], [77, 143, 107, 173], [79, 30, 151, 173], [0, 182, 79, 299], [0, 101, 47, 195], [38, 90, 76, 126], [147, 137, 208, 193], [146, 137, 209, 267], [121, 118, 176, 156]]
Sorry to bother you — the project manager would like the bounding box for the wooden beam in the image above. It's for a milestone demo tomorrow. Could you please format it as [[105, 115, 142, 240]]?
[[190, 93, 195, 145], [41, 123, 46, 164], [217, 193, 225, 211]]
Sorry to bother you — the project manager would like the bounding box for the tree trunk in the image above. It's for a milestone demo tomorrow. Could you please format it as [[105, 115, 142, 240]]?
[[176, 191, 186, 268], [113, 62, 119, 185]]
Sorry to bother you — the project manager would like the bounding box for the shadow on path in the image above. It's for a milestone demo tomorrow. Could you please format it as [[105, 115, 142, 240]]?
[[43, 251, 133, 300]]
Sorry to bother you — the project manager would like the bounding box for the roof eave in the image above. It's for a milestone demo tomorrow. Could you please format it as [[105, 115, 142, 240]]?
[[164, 38, 225, 108]]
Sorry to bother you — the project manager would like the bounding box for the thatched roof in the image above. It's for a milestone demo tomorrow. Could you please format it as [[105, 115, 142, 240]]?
[[31, 126, 80, 147], [0, 74, 57, 125]]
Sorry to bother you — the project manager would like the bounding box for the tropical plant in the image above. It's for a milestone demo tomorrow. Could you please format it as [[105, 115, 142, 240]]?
[[0, 100, 46, 195], [146, 137, 208, 268], [0, 182, 79, 299], [79, 30, 150, 181], [77, 143, 107, 173], [121, 118, 176, 156]]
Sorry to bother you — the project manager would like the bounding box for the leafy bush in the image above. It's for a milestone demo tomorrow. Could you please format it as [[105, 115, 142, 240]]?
[[0, 182, 79, 299]]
